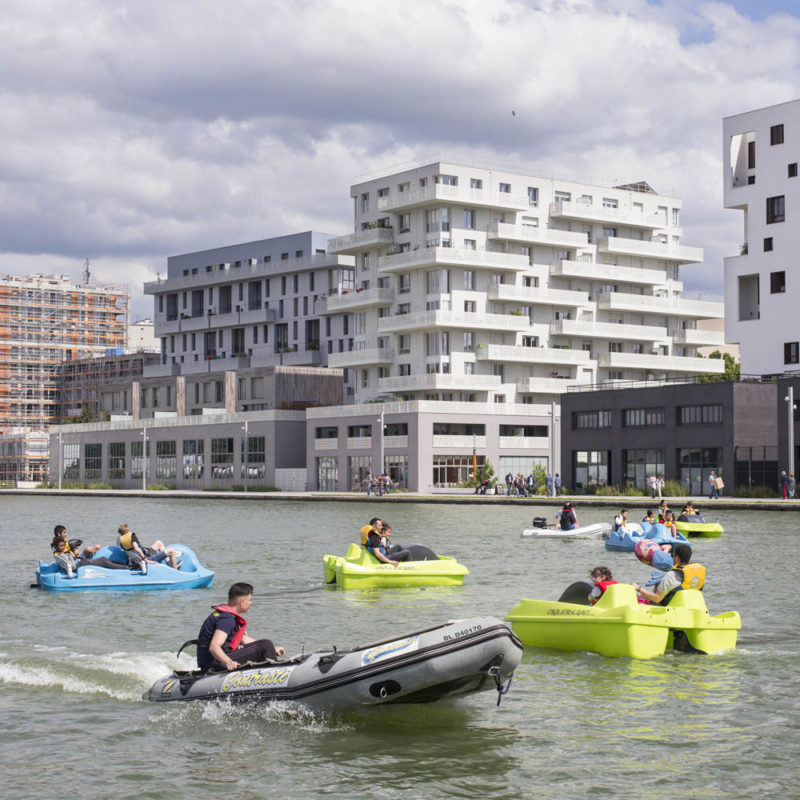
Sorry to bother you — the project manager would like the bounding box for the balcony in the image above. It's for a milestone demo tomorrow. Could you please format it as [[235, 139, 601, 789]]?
[[596, 292, 724, 319], [432, 435, 488, 449], [376, 183, 529, 213], [314, 438, 339, 450], [378, 310, 532, 334], [327, 227, 395, 254], [516, 377, 585, 394], [597, 352, 726, 373], [670, 328, 725, 347], [597, 236, 702, 264], [476, 344, 592, 366], [487, 222, 589, 250], [498, 435, 550, 450], [550, 319, 669, 342], [378, 373, 502, 393], [548, 201, 666, 230], [320, 287, 395, 313], [551, 259, 668, 286], [379, 246, 529, 274], [347, 436, 372, 450], [143, 362, 182, 378], [487, 283, 588, 308], [327, 348, 394, 368]]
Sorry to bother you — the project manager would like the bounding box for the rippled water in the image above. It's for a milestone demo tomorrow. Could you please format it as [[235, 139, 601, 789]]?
[[2, 496, 798, 799]]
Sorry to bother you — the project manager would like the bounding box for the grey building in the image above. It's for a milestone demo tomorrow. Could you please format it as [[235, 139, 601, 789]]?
[[559, 379, 777, 495]]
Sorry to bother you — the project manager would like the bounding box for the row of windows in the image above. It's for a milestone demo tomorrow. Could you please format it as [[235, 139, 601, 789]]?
[[573, 405, 723, 428], [179, 250, 326, 277]]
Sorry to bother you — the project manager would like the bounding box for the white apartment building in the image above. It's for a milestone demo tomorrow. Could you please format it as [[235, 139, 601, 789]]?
[[327, 158, 724, 406], [724, 100, 800, 376]]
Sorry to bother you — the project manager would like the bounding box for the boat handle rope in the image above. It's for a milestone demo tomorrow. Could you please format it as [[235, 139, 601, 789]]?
[[488, 665, 513, 707]]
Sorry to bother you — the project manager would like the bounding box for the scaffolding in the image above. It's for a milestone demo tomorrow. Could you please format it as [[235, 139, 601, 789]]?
[[0, 274, 129, 433]]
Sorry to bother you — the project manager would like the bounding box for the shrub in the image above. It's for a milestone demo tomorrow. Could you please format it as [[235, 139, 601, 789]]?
[[146, 484, 171, 491], [86, 482, 114, 490], [620, 483, 647, 497], [594, 485, 618, 496], [733, 485, 779, 498], [663, 480, 684, 496]]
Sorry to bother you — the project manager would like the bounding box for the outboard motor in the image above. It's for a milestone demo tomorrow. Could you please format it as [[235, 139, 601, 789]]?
[[532, 517, 548, 529]]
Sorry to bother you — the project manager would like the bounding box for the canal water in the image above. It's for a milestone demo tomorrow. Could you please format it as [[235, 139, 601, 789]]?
[[1, 496, 797, 799]]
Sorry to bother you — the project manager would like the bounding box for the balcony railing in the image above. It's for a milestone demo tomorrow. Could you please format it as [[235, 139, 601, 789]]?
[[488, 222, 589, 249], [487, 283, 588, 307], [548, 201, 667, 229], [596, 292, 724, 319], [476, 344, 592, 365], [551, 259, 669, 287], [320, 287, 395, 313], [379, 246, 529, 273], [327, 227, 395, 254], [377, 310, 532, 334], [550, 319, 669, 342], [597, 352, 726, 373], [327, 348, 394, 368], [516, 377, 584, 394], [598, 236, 702, 264], [378, 373, 502, 392], [432, 435, 488, 449], [670, 328, 725, 347], [376, 183, 529, 212], [498, 435, 550, 449]]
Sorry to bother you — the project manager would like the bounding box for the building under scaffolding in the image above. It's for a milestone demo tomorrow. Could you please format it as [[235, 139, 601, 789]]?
[[0, 273, 129, 432]]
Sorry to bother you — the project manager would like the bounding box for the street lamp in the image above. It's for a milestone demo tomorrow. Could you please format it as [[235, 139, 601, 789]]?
[[58, 430, 63, 491], [549, 400, 559, 496], [142, 425, 148, 491], [242, 419, 249, 493], [786, 387, 797, 478]]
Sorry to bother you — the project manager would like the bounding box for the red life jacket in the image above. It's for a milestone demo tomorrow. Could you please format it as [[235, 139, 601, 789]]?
[[212, 604, 248, 651], [596, 580, 617, 593]]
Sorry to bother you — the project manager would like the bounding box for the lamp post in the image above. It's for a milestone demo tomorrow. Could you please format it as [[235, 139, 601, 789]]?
[[378, 408, 385, 479], [142, 425, 148, 492], [472, 434, 477, 482], [786, 387, 797, 478], [242, 418, 249, 493], [58, 430, 63, 491], [550, 400, 558, 496]]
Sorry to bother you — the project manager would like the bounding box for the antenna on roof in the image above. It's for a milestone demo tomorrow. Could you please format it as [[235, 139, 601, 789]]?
[[83, 257, 91, 286]]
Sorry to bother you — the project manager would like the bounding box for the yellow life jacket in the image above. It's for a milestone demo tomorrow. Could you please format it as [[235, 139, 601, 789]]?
[[674, 562, 706, 590], [119, 531, 135, 551], [359, 525, 375, 547]]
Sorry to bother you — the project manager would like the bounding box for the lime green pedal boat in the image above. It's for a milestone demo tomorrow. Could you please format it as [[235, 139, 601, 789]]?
[[506, 583, 740, 659], [675, 515, 724, 538], [323, 543, 469, 589]]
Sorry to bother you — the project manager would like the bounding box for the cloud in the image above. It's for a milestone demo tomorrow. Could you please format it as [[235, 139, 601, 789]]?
[[0, 0, 798, 312]]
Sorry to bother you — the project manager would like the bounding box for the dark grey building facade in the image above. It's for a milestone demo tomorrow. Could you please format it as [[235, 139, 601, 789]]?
[[560, 380, 777, 495]]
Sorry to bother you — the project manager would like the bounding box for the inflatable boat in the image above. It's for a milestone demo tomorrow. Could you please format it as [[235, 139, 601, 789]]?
[[605, 522, 688, 553], [675, 514, 724, 538], [35, 544, 214, 591], [144, 616, 521, 710], [323, 543, 469, 589], [521, 522, 611, 539], [506, 583, 740, 659]]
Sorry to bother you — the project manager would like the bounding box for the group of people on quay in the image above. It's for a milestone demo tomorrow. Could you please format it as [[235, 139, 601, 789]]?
[[361, 472, 394, 496], [779, 470, 797, 499], [49, 524, 180, 578], [499, 471, 562, 497]]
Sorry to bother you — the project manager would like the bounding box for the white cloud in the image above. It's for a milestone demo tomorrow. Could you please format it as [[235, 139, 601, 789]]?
[[0, 0, 798, 311]]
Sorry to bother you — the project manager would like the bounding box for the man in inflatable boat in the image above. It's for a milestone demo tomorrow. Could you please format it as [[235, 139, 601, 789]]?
[[633, 543, 705, 606], [195, 582, 285, 672]]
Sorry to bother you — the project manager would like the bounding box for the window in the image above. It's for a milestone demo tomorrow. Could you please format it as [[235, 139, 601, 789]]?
[[573, 450, 609, 492], [679, 447, 721, 495], [602, 227, 617, 239], [463, 331, 474, 351], [499, 182, 511, 193], [470, 178, 482, 189], [464, 362, 474, 374], [767, 195, 785, 224], [316, 456, 338, 491], [677, 405, 723, 425], [464, 209, 476, 229], [131, 440, 150, 479], [554, 191, 571, 203], [623, 449, 665, 491], [499, 425, 548, 437], [623, 408, 665, 427], [399, 213, 410, 233], [770, 124, 784, 145], [463, 270, 475, 290], [360, 193, 369, 213], [315, 426, 338, 439], [210, 438, 234, 479], [398, 273, 411, 294], [433, 454, 485, 486], [438, 174, 457, 186], [109, 443, 125, 480], [84, 443, 102, 481], [464, 300, 476, 312], [398, 364, 411, 376], [63, 443, 80, 481], [527, 187, 538, 207], [156, 440, 177, 480], [608, 342, 623, 353], [398, 334, 410, 354], [183, 440, 204, 479], [785, 342, 799, 365], [242, 436, 266, 480], [377, 187, 389, 197], [572, 410, 611, 429], [602, 197, 618, 208], [790, 163, 798, 178], [771, 271, 786, 294], [764, 237, 773, 252], [464, 239, 476, 250]]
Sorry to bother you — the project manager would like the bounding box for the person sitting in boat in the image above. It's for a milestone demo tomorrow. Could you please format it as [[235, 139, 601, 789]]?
[[553, 502, 578, 531], [361, 517, 400, 566], [51, 525, 101, 560], [657, 500, 669, 523], [196, 582, 285, 672], [662, 510, 678, 537], [642, 509, 656, 525], [117, 524, 179, 572], [612, 509, 629, 533], [678, 502, 698, 522], [588, 566, 617, 605], [633, 544, 705, 606], [51, 536, 128, 577]]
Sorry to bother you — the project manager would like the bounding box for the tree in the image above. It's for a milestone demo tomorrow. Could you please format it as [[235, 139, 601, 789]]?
[[697, 350, 741, 383]]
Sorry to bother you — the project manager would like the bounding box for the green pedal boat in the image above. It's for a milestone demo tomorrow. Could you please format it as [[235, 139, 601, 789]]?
[[506, 583, 740, 659], [323, 543, 469, 589]]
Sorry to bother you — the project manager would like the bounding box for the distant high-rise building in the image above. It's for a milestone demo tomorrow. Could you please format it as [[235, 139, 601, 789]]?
[[0, 274, 128, 432], [724, 99, 800, 376]]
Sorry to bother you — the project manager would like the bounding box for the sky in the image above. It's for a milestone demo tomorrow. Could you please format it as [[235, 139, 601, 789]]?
[[0, 0, 799, 319]]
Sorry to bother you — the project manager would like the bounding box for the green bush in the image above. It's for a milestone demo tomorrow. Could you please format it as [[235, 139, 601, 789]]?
[[86, 482, 114, 490], [594, 485, 618, 496], [620, 483, 647, 497], [733, 485, 779, 498], [663, 480, 684, 496], [146, 484, 172, 491]]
